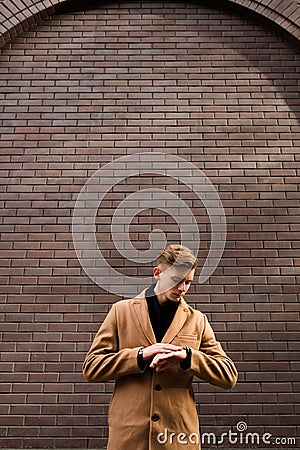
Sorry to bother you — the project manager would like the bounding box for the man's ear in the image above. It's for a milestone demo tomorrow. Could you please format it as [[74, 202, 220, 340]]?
[[153, 266, 161, 280]]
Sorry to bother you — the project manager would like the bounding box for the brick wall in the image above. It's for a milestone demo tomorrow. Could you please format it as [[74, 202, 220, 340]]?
[[0, 0, 299, 448]]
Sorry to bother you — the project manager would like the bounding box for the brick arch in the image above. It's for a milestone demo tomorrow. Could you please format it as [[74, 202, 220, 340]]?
[[0, 0, 299, 48]]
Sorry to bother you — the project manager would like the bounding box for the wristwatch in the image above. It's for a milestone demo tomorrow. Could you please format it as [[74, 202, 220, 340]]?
[[137, 347, 146, 371], [180, 346, 192, 370]]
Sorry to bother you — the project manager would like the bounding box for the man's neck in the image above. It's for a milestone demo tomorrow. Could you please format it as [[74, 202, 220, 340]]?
[[153, 285, 169, 306]]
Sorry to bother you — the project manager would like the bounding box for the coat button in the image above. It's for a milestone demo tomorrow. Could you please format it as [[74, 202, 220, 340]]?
[[155, 384, 162, 391], [151, 414, 160, 421]]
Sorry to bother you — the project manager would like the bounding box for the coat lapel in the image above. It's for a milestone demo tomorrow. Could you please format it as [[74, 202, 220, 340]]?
[[133, 292, 189, 345], [162, 299, 189, 344], [133, 291, 156, 345]]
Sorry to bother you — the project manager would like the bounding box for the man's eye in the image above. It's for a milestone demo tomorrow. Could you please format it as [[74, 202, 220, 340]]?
[[172, 278, 181, 283]]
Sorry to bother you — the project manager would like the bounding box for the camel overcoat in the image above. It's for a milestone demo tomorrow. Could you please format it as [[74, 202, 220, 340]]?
[[82, 291, 238, 450]]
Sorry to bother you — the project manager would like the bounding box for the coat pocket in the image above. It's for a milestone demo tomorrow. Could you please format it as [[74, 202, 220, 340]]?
[[172, 333, 199, 349], [177, 333, 198, 339]]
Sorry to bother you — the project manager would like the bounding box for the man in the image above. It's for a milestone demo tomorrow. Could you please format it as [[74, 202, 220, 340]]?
[[82, 244, 238, 450]]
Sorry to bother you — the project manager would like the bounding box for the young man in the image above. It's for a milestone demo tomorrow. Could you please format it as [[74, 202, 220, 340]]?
[[83, 244, 238, 450]]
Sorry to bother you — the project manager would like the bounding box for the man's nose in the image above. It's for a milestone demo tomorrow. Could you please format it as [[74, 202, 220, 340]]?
[[178, 282, 186, 292]]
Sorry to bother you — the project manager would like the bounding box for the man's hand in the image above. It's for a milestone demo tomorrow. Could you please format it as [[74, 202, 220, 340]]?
[[142, 343, 183, 362], [149, 349, 187, 372]]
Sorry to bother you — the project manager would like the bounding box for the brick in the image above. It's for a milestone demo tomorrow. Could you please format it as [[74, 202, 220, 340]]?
[[0, 0, 299, 447]]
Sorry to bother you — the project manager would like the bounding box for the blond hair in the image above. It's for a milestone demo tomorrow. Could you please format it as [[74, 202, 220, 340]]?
[[157, 244, 197, 270]]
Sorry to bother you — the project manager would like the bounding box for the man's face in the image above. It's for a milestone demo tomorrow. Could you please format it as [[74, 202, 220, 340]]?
[[154, 264, 195, 302]]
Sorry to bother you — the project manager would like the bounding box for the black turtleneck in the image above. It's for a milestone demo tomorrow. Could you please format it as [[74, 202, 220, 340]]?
[[145, 283, 179, 343]]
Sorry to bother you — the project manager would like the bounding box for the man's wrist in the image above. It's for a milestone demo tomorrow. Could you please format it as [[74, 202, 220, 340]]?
[[180, 346, 192, 370], [137, 347, 146, 371]]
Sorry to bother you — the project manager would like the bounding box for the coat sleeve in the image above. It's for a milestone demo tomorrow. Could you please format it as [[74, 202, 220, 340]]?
[[82, 303, 142, 383], [188, 314, 238, 390]]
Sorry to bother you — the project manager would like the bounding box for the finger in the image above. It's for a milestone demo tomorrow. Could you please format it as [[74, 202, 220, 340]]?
[[154, 344, 181, 351], [155, 360, 170, 372], [149, 352, 167, 365], [150, 359, 166, 369], [149, 355, 160, 367], [162, 344, 183, 350], [156, 364, 166, 372], [156, 357, 180, 372], [151, 352, 174, 367], [150, 352, 170, 367]]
